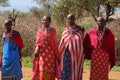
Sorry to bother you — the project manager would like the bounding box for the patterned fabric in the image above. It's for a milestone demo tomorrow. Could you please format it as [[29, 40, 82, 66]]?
[[84, 27, 116, 80], [62, 49, 71, 80], [2, 32, 23, 80], [84, 27, 116, 69], [90, 42, 109, 80], [32, 27, 58, 80], [35, 27, 58, 56], [59, 27, 84, 80]]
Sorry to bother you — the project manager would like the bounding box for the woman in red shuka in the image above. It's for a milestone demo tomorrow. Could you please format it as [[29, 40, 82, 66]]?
[[84, 17, 116, 80], [32, 16, 59, 80]]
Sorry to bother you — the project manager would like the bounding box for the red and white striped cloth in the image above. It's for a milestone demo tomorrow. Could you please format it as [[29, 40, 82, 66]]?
[[58, 27, 84, 80]]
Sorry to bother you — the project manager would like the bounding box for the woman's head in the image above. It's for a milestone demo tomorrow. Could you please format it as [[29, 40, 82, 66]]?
[[42, 16, 51, 28], [4, 19, 12, 32], [97, 17, 106, 31], [66, 13, 76, 27]]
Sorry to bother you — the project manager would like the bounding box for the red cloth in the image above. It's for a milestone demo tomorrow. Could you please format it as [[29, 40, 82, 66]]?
[[12, 35, 24, 49], [32, 42, 56, 80], [35, 27, 59, 58], [11, 31, 24, 49], [12, 31, 24, 67], [32, 27, 59, 80], [84, 27, 116, 69], [5, 30, 24, 49], [90, 42, 109, 80], [58, 27, 84, 79]]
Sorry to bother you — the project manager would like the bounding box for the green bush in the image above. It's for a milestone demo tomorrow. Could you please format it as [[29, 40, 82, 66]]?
[[22, 57, 33, 68]]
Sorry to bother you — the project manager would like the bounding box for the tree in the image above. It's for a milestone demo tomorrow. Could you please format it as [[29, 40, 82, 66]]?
[[81, 0, 120, 23], [0, 0, 9, 7], [53, 0, 120, 23], [52, 0, 85, 25], [33, 0, 55, 16], [33, 0, 120, 24], [30, 7, 46, 20]]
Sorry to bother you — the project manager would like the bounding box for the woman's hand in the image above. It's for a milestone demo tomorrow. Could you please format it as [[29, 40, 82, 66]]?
[[34, 52, 39, 58], [34, 46, 40, 58], [55, 77, 61, 80]]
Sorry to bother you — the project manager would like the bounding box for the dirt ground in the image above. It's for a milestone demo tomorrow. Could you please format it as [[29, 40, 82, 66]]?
[[0, 67, 120, 80], [21, 67, 120, 80]]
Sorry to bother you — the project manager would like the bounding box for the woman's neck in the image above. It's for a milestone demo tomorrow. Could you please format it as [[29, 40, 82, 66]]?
[[42, 25, 50, 28], [97, 26, 105, 32], [5, 29, 11, 33], [69, 24, 76, 29]]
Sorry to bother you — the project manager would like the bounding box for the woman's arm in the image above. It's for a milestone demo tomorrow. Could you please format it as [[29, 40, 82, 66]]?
[[34, 46, 40, 58]]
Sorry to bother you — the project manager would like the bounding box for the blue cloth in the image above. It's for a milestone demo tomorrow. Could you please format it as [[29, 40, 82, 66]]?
[[2, 34, 23, 80], [62, 49, 71, 80]]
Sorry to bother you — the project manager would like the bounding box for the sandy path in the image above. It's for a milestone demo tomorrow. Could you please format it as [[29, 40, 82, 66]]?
[[22, 67, 120, 80]]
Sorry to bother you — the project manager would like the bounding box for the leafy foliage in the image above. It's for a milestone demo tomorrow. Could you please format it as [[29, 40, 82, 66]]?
[[33, 0, 120, 24], [33, 0, 54, 16], [0, 0, 9, 7], [30, 7, 46, 20], [81, 0, 120, 22], [51, 0, 85, 25]]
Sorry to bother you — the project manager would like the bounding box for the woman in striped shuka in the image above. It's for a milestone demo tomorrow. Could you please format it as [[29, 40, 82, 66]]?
[[58, 13, 85, 80]]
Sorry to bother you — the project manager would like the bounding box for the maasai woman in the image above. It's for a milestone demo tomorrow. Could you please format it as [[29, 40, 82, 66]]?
[[84, 17, 116, 80], [58, 13, 84, 80], [32, 16, 59, 80], [2, 19, 24, 80]]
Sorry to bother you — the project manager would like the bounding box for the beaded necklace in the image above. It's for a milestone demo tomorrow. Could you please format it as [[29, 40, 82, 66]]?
[[42, 26, 51, 42], [97, 28, 106, 42], [42, 26, 51, 35], [68, 26, 77, 34]]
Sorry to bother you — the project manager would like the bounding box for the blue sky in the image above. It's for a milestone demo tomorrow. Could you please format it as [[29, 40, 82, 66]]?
[[0, 0, 39, 12]]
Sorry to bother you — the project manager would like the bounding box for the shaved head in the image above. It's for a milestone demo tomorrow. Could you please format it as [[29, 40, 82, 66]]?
[[97, 17, 105, 23], [4, 19, 12, 26], [67, 13, 75, 20], [97, 17, 106, 31], [42, 16, 51, 22], [66, 13, 76, 26]]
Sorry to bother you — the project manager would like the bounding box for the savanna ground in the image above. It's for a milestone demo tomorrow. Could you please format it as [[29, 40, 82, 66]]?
[[19, 67, 120, 80], [0, 66, 120, 80]]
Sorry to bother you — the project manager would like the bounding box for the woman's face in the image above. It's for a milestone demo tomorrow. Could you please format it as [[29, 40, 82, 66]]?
[[42, 16, 51, 28], [97, 17, 105, 30], [5, 25, 11, 31], [66, 14, 75, 26], [4, 20, 12, 32]]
